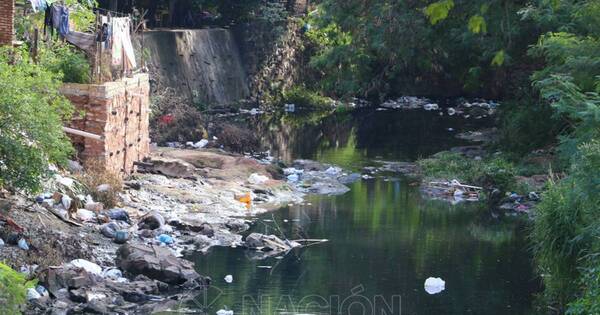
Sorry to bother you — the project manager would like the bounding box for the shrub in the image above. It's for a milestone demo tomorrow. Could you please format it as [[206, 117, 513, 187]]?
[[418, 152, 517, 192], [531, 141, 600, 312], [282, 86, 333, 109], [0, 48, 73, 193], [0, 262, 36, 314], [150, 89, 207, 144], [76, 159, 123, 209], [39, 43, 91, 84], [496, 98, 563, 157]]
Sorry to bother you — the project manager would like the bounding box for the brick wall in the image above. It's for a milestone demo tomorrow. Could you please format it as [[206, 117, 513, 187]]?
[[61, 74, 151, 174], [0, 0, 14, 45]]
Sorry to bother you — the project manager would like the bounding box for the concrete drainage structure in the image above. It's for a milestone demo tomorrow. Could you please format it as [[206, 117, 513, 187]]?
[[61, 74, 150, 174]]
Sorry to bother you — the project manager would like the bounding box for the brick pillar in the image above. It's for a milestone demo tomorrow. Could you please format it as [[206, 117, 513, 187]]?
[[0, 0, 15, 45]]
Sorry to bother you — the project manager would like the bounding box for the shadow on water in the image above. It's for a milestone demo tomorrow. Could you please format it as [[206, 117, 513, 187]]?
[[247, 107, 490, 167], [186, 108, 539, 314]]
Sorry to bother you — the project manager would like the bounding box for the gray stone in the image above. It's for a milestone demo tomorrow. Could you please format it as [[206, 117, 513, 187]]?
[[116, 243, 204, 285], [146, 157, 196, 178], [138, 211, 165, 230]]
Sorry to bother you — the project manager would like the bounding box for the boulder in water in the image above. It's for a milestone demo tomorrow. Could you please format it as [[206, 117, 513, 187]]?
[[116, 243, 206, 285]]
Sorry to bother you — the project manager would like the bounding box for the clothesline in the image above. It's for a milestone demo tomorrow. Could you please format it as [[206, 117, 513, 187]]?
[[93, 7, 130, 18]]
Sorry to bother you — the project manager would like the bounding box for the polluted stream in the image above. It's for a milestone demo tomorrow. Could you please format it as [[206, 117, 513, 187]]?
[[184, 104, 539, 315]]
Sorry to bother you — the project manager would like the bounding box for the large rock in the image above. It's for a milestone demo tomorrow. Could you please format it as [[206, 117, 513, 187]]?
[[116, 243, 205, 285], [146, 157, 196, 178]]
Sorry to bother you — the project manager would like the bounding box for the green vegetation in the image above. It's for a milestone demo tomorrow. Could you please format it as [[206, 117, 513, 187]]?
[[418, 152, 518, 193], [0, 1, 99, 193], [282, 86, 333, 109], [303, 0, 537, 99], [0, 48, 74, 193], [299, 1, 600, 311], [39, 43, 91, 84], [0, 262, 36, 314]]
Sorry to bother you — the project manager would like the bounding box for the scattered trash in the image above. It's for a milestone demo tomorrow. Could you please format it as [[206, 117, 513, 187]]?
[[76, 209, 96, 222], [61, 195, 72, 210], [156, 234, 174, 245], [324, 166, 342, 176], [447, 107, 456, 115], [257, 266, 272, 269], [217, 309, 234, 315], [528, 191, 540, 201], [236, 193, 252, 209], [85, 201, 104, 212], [114, 230, 130, 244], [284, 103, 295, 112], [245, 233, 301, 252], [96, 184, 112, 193], [69, 259, 102, 276], [224, 275, 233, 283], [20, 265, 38, 277], [248, 173, 269, 185], [101, 222, 125, 239], [18, 238, 29, 250], [35, 285, 48, 297], [424, 277, 446, 295], [194, 139, 209, 149], [423, 179, 481, 202], [106, 208, 130, 223], [423, 103, 439, 111], [102, 268, 123, 280], [27, 288, 42, 300], [54, 174, 74, 188], [287, 174, 299, 182], [138, 211, 165, 230]]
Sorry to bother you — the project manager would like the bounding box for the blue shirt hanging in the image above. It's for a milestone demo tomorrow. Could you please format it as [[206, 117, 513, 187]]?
[[58, 6, 70, 37]]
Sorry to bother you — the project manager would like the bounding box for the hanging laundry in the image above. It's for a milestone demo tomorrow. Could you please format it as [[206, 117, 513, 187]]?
[[58, 6, 70, 37], [51, 5, 61, 30], [65, 31, 95, 52], [29, 0, 47, 12], [111, 17, 136, 69], [44, 5, 53, 36], [111, 18, 124, 66]]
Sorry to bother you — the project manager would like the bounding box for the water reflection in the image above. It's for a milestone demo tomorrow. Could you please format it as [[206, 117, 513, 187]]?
[[188, 179, 537, 315], [189, 108, 538, 314], [249, 108, 488, 166]]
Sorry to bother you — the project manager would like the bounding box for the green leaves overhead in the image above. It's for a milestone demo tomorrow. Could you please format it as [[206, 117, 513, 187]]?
[[491, 50, 506, 66], [424, 0, 455, 25], [468, 15, 487, 33]]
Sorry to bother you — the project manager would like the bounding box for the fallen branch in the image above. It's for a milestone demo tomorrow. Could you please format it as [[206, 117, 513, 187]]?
[[0, 214, 25, 232]]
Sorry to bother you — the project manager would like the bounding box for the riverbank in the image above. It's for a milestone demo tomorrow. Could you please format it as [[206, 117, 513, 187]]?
[[1, 147, 360, 313]]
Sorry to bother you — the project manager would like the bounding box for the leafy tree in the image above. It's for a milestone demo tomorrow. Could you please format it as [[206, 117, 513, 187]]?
[[0, 48, 74, 193], [0, 262, 36, 314]]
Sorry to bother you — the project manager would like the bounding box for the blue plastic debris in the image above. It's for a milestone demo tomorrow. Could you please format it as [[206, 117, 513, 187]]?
[[114, 230, 129, 244], [18, 239, 29, 251], [156, 234, 174, 245], [107, 208, 131, 223]]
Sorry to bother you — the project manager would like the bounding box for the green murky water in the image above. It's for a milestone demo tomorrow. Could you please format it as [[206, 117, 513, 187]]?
[[187, 108, 539, 315]]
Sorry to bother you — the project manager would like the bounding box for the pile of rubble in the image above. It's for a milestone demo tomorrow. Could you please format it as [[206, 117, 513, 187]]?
[[421, 179, 482, 204], [28, 243, 210, 314], [378, 96, 500, 119], [283, 160, 362, 195]]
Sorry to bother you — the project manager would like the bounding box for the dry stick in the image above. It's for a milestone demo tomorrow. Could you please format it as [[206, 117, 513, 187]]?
[[270, 213, 287, 240], [37, 214, 46, 228], [32, 28, 38, 63]]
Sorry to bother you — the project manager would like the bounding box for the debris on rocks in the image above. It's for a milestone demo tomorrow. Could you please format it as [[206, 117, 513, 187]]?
[[138, 211, 165, 230], [421, 179, 481, 203]]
